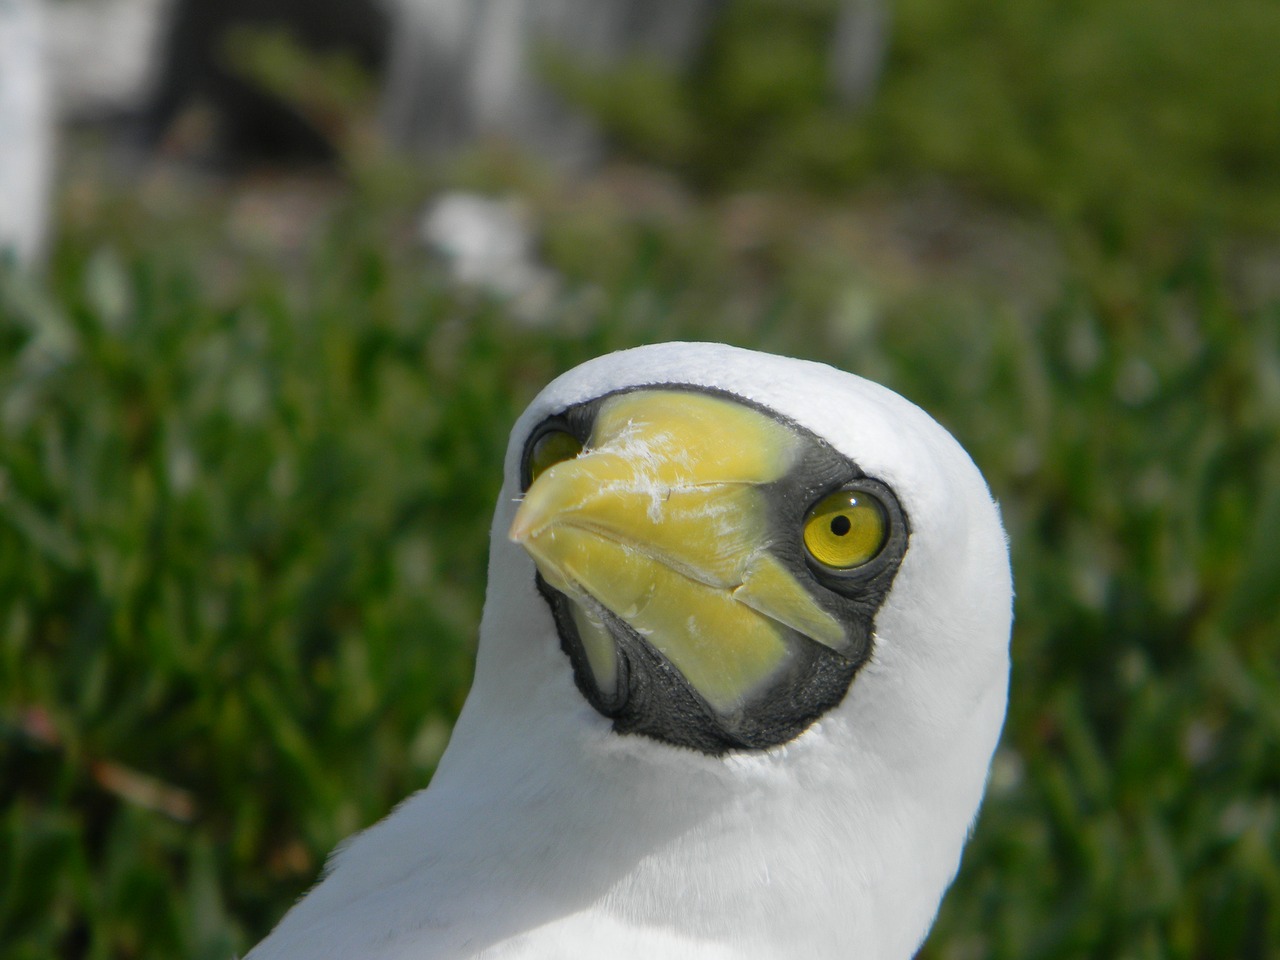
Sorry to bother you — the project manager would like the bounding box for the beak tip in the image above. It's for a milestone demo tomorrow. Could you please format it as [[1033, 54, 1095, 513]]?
[[508, 498, 541, 546], [508, 516, 531, 545]]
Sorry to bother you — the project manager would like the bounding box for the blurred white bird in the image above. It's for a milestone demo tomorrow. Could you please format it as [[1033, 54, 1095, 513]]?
[[0, 0, 53, 267], [248, 342, 1012, 960]]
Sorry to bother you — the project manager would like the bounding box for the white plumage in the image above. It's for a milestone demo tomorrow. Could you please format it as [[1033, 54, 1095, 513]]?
[[248, 342, 1012, 960]]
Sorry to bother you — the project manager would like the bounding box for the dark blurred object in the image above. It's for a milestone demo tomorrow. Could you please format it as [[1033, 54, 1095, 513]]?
[[382, 0, 888, 170], [143, 0, 391, 166], [135, 0, 889, 172]]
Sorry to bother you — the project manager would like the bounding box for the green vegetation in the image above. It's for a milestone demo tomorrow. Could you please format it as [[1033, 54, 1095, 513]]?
[[3, 0, 1279, 957], [556, 0, 1280, 242]]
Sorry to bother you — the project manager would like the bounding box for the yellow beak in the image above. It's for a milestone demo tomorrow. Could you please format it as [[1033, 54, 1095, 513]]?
[[510, 390, 847, 715]]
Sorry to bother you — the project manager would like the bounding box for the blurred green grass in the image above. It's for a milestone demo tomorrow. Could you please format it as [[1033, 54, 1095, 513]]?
[[555, 0, 1280, 244], [4, 0, 1280, 957]]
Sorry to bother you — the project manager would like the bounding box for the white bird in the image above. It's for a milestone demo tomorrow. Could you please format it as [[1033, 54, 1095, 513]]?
[[247, 342, 1012, 960], [0, 0, 53, 267]]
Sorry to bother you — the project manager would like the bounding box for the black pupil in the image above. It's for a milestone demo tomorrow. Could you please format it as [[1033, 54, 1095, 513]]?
[[830, 514, 852, 536]]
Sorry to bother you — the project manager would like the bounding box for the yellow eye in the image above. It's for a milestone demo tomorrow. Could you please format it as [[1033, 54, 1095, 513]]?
[[528, 429, 583, 484], [803, 490, 888, 570]]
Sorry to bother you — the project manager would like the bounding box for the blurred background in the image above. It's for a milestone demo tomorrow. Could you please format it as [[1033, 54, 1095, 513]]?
[[2, 0, 1278, 957]]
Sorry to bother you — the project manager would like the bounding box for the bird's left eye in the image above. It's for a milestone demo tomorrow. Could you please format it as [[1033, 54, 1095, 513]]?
[[803, 489, 888, 570], [527, 429, 583, 485]]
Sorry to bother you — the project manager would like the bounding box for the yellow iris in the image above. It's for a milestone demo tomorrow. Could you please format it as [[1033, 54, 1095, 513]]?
[[527, 429, 582, 484], [803, 490, 887, 569]]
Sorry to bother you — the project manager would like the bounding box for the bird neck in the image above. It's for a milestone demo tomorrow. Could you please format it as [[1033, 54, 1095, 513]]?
[[404, 531, 1002, 959]]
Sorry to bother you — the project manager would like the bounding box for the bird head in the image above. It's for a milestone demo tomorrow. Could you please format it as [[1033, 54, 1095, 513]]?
[[488, 343, 1011, 766]]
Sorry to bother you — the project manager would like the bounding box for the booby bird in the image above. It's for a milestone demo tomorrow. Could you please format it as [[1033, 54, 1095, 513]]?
[[247, 342, 1012, 960]]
